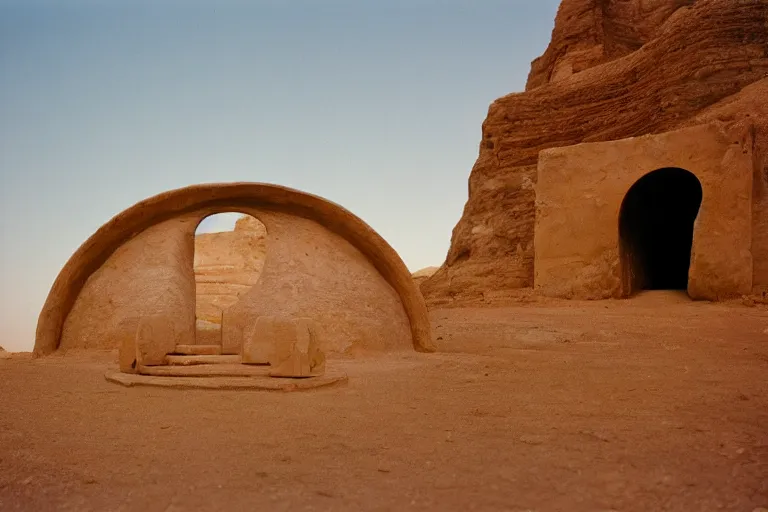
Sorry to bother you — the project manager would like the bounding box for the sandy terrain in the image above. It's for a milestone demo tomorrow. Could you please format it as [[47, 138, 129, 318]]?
[[1, 292, 767, 511]]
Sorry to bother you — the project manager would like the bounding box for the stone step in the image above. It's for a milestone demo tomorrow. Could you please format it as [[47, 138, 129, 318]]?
[[165, 355, 241, 366], [141, 363, 271, 378], [173, 345, 222, 356]]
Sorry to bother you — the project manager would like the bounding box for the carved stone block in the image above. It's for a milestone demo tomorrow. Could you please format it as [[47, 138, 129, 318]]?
[[135, 315, 175, 367]]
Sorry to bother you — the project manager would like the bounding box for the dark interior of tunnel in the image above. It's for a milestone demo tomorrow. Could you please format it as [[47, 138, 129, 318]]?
[[619, 168, 703, 295]]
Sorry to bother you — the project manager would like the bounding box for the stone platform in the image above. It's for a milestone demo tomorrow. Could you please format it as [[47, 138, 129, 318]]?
[[104, 367, 348, 391]]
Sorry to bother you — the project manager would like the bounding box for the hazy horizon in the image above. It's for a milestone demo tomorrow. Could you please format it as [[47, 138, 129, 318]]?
[[0, 0, 560, 352]]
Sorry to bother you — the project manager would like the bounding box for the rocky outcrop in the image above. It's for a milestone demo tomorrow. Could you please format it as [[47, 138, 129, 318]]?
[[423, 0, 768, 304], [682, 79, 768, 294], [194, 215, 267, 325], [527, 0, 696, 90], [412, 266, 439, 287]]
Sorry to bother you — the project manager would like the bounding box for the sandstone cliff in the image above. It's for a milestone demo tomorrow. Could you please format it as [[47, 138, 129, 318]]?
[[412, 266, 439, 287], [194, 215, 267, 325], [527, 0, 696, 89], [423, 0, 768, 304]]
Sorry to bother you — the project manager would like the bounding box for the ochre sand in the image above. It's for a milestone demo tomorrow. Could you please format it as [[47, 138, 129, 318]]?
[[2, 293, 767, 511]]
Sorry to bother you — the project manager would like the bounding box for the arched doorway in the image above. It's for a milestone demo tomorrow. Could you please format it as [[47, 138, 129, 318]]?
[[619, 167, 703, 296], [193, 212, 267, 347]]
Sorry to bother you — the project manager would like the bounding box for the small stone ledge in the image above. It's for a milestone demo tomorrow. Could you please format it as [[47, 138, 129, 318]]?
[[104, 367, 347, 391]]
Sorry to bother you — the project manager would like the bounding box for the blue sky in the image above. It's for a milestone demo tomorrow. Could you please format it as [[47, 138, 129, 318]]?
[[0, 0, 559, 351]]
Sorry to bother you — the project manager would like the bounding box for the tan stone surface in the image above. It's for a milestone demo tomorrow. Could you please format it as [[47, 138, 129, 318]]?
[[135, 316, 176, 367], [164, 355, 240, 366], [227, 212, 413, 355], [58, 217, 197, 351], [534, 123, 754, 300], [139, 363, 272, 378], [269, 350, 311, 378], [242, 316, 323, 377], [36, 183, 433, 356], [681, 78, 768, 294], [305, 318, 326, 376], [118, 331, 137, 373], [241, 316, 287, 365], [268, 318, 313, 378], [412, 266, 438, 287], [195, 317, 222, 346], [104, 367, 348, 391], [193, 216, 266, 324], [423, 0, 768, 304], [173, 344, 222, 356], [221, 309, 248, 356]]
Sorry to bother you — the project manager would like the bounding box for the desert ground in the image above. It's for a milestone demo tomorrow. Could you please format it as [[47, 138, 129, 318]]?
[[1, 292, 767, 511]]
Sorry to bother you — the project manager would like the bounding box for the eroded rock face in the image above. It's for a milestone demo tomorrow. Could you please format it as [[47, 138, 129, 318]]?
[[423, 0, 768, 303], [412, 266, 439, 287], [683, 79, 768, 295], [51, 200, 423, 356], [527, 0, 696, 89]]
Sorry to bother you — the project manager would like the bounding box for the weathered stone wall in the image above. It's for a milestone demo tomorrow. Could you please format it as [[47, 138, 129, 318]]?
[[534, 123, 754, 300], [59, 216, 198, 351], [682, 79, 768, 293], [423, 0, 768, 304], [224, 210, 412, 354]]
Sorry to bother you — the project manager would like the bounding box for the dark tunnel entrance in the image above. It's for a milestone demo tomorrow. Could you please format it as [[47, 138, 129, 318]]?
[[619, 168, 703, 296]]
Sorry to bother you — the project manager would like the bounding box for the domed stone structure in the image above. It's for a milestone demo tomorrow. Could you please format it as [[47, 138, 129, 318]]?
[[35, 183, 434, 388]]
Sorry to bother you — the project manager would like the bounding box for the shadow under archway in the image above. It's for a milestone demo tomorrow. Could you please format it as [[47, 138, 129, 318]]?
[[619, 167, 703, 297]]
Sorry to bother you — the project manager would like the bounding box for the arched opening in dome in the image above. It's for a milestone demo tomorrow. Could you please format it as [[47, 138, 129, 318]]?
[[193, 213, 267, 349]]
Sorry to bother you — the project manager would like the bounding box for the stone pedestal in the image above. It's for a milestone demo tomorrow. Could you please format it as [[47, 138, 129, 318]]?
[[221, 309, 247, 355], [118, 334, 138, 374], [135, 315, 176, 366], [268, 317, 325, 378], [241, 316, 325, 377], [241, 316, 288, 364]]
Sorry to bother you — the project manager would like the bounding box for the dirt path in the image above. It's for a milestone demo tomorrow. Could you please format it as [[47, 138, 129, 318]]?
[[1, 294, 767, 511]]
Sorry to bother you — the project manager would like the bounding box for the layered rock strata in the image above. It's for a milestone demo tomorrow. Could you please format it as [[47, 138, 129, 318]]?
[[423, 0, 768, 303]]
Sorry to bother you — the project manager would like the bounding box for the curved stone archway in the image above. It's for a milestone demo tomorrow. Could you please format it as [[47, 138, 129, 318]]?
[[35, 183, 434, 355]]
